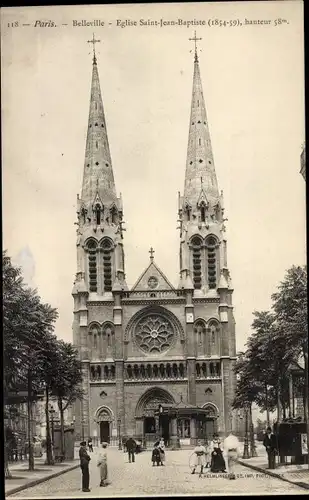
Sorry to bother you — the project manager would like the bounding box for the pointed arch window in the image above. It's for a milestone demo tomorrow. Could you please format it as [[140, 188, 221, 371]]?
[[96, 141, 98, 149], [87, 240, 98, 292], [200, 202, 206, 222], [191, 236, 202, 290], [95, 204, 101, 225], [199, 138, 201, 146], [206, 236, 217, 289], [208, 320, 220, 356], [101, 239, 113, 292], [111, 206, 118, 224], [194, 319, 207, 355]]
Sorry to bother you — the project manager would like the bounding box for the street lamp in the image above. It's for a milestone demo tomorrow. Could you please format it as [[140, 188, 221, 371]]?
[[242, 406, 250, 459], [117, 419, 122, 450], [49, 405, 55, 447]]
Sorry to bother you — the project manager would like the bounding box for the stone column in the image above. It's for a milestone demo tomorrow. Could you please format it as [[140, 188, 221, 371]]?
[[155, 415, 160, 436], [170, 417, 179, 449], [190, 417, 197, 446]]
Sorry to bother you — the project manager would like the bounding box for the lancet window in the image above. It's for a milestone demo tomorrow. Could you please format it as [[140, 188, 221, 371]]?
[[101, 239, 113, 292], [191, 236, 203, 290], [208, 320, 220, 356], [87, 239, 98, 292], [206, 236, 217, 289]]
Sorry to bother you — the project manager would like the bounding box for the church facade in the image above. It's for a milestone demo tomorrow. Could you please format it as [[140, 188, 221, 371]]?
[[72, 40, 236, 446]]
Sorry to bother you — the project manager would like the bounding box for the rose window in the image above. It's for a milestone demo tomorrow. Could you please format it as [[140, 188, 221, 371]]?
[[135, 314, 175, 354]]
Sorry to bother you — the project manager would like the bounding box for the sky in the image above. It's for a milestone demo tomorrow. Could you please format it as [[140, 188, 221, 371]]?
[[2, 1, 306, 354]]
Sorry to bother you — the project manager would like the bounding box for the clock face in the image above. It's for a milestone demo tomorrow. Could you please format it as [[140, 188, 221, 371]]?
[[186, 312, 194, 323]]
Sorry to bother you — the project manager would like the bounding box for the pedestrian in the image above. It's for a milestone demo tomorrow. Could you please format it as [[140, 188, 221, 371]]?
[[158, 438, 165, 466], [126, 435, 136, 463], [223, 432, 241, 480], [263, 426, 277, 469], [210, 433, 226, 473], [190, 440, 207, 477], [79, 441, 91, 492], [88, 438, 93, 453], [151, 443, 161, 466], [97, 442, 108, 487]]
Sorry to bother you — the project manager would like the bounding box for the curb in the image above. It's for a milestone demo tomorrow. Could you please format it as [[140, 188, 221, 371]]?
[[5, 462, 80, 497], [237, 459, 309, 491]]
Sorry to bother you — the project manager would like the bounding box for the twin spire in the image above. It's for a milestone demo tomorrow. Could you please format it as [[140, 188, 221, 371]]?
[[184, 31, 219, 209], [81, 32, 219, 216], [81, 34, 117, 210]]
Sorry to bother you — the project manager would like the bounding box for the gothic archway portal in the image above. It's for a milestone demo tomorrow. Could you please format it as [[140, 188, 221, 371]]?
[[96, 407, 113, 444], [135, 388, 175, 446], [201, 403, 219, 441]]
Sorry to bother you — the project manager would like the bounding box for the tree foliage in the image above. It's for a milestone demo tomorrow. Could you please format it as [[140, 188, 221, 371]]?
[[233, 266, 307, 422], [3, 251, 83, 465]]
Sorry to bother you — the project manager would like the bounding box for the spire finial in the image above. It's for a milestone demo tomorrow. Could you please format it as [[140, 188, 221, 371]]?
[[87, 33, 100, 65], [149, 247, 155, 262], [189, 30, 202, 62]]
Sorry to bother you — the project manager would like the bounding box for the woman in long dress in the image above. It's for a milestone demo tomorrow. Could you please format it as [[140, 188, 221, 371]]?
[[97, 442, 108, 487], [158, 438, 165, 466], [190, 440, 207, 476], [210, 434, 226, 473]]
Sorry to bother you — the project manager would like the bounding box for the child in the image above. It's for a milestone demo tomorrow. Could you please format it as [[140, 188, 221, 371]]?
[[97, 442, 108, 487], [152, 444, 161, 466]]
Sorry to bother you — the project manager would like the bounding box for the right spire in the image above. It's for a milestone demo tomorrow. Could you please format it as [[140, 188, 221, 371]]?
[[184, 32, 219, 208]]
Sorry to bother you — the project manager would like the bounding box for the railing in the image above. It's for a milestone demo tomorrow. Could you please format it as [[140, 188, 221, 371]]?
[[122, 290, 186, 300], [124, 362, 187, 381], [90, 363, 116, 382], [196, 361, 221, 378]]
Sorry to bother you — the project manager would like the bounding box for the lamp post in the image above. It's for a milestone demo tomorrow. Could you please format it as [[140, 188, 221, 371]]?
[[49, 406, 55, 448], [117, 419, 122, 450], [242, 406, 250, 459]]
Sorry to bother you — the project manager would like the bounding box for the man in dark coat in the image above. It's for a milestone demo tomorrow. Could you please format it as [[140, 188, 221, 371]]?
[[126, 437, 136, 463], [263, 427, 277, 469], [79, 441, 91, 492]]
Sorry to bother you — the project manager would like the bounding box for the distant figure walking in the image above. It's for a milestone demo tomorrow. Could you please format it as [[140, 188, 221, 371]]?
[[190, 440, 207, 476], [88, 438, 93, 453], [223, 432, 241, 480], [79, 441, 91, 492], [97, 442, 108, 487], [263, 427, 277, 469], [126, 436, 136, 463]]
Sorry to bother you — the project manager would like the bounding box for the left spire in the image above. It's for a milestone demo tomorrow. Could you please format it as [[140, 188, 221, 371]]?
[[81, 34, 117, 208]]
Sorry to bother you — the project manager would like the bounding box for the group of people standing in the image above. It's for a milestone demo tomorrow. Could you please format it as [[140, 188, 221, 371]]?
[[79, 440, 109, 492], [191, 432, 241, 479]]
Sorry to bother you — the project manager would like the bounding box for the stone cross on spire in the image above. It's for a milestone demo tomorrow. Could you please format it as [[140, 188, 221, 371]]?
[[87, 33, 100, 65], [189, 30, 202, 62], [149, 247, 155, 261]]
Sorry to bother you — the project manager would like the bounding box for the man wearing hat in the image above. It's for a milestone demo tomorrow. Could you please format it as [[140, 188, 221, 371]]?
[[263, 426, 277, 469], [79, 441, 91, 492]]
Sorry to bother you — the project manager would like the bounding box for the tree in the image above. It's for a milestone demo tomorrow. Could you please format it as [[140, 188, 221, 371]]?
[[3, 251, 58, 471], [271, 265, 308, 467], [50, 341, 84, 460]]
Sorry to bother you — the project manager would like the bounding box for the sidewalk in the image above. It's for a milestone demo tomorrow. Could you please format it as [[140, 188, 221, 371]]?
[[237, 443, 309, 490], [5, 452, 80, 497]]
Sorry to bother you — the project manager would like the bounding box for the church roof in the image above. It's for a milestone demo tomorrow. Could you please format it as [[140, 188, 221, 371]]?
[[183, 38, 219, 208], [131, 255, 175, 292]]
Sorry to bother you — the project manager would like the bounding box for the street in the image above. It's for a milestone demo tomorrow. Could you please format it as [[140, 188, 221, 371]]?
[[10, 447, 308, 497]]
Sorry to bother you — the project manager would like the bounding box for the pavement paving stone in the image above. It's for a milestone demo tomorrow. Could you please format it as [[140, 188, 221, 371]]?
[[9, 447, 308, 497]]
